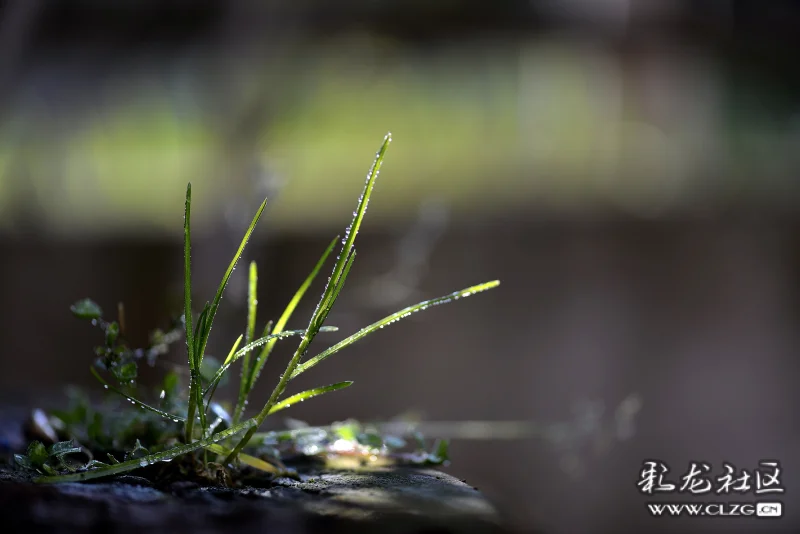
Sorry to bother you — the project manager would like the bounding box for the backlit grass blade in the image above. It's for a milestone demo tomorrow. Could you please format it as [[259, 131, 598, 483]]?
[[193, 303, 210, 359], [195, 197, 267, 369], [90, 367, 186, 423], [203, 335, 243, 411], [225, 133, 392, 464], [234, 321, 270, 424], [183, 184, 195, 366], [202, 328, 338, 398], [318, 250, 356, 325], [290, 280, 500, 380], [234, 261, 259, 424], [187, 301, 211, 440], [183, 184, 197, 442], [310, 133, 391, 333], [35, 418, 258, 483], [224, 335, 244, 366], [194, 197, 265, 439], [205, 443, 280, 474], [267, 381, 353, 415], [246, 236, 339, 393]]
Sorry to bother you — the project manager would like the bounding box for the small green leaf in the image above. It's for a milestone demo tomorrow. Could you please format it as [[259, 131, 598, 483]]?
[[111, 361, 137, 382], [13, 454, 34, 470], [125, 439, 150, 461], [27, 441, 48, 467], [70, 299, 103, 320], [49, 441, 82, 459], [105, 322, 120, 346], [107, 453, 120, 464]]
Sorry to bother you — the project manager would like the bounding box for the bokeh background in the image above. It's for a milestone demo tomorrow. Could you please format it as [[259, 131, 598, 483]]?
[[1, 1, 799, 533]]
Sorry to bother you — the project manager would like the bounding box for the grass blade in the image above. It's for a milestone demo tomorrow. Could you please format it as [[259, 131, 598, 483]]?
[[318, 250, 356, 326], [183, 184, 197, 442], [202, 328, 338, 399], [205, 443, 280, 474], [203, 335, 244, 412], [290, 280, 500, 380], [268, 381, 353, 415], [246, 236, 339, 393], [223, 335, 244, 366], [195, 197, 267, 371], [90, 367, 186, 423], [225, 133, 392, 463], [193, 303, 211, 359], [310, 133, 391, 333], [234, 262, 259, 424], [35, 418, 258, 484], [192, 197, 266, 440]]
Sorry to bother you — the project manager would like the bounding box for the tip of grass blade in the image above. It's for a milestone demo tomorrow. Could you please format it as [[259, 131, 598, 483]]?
[[289, 279, 500, 380], [267, 381, 354, 416]]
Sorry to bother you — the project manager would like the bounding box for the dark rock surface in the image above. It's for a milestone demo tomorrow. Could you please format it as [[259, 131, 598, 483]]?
[[0, 463, 509, 534], [0, 408, 515, 534]]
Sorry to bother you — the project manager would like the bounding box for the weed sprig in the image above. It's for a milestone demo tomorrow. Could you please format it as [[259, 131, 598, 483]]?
[[29, 134, 499, 483]]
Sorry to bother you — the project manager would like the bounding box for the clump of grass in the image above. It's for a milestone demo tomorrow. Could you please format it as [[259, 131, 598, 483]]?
[[17, 134, 499, 484]]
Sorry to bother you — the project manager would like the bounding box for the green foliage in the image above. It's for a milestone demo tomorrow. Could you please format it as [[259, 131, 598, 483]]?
[[27, 134, 499, 484], [70, 299, 102, 320], [15, 440, 83, 475]]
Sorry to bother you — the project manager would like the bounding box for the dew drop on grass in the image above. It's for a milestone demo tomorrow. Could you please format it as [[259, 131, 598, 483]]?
[[160, 390, 166, 399], [103, 385, 109, 390], [139, 459, 149, 467]]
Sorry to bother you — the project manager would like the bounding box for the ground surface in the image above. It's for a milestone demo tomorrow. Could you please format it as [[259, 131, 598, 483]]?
[[0, 463, 510, 534], [0, 411, 511, 534]]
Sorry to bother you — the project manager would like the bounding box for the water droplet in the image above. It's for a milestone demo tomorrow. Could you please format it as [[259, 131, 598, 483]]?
[[103, 385, 109, 390], [139, 459, 149, 467], [160, 390, 166, 399]]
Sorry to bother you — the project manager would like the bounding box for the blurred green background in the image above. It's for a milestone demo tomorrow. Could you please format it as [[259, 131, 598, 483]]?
[[1, 4, 799, 235]]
